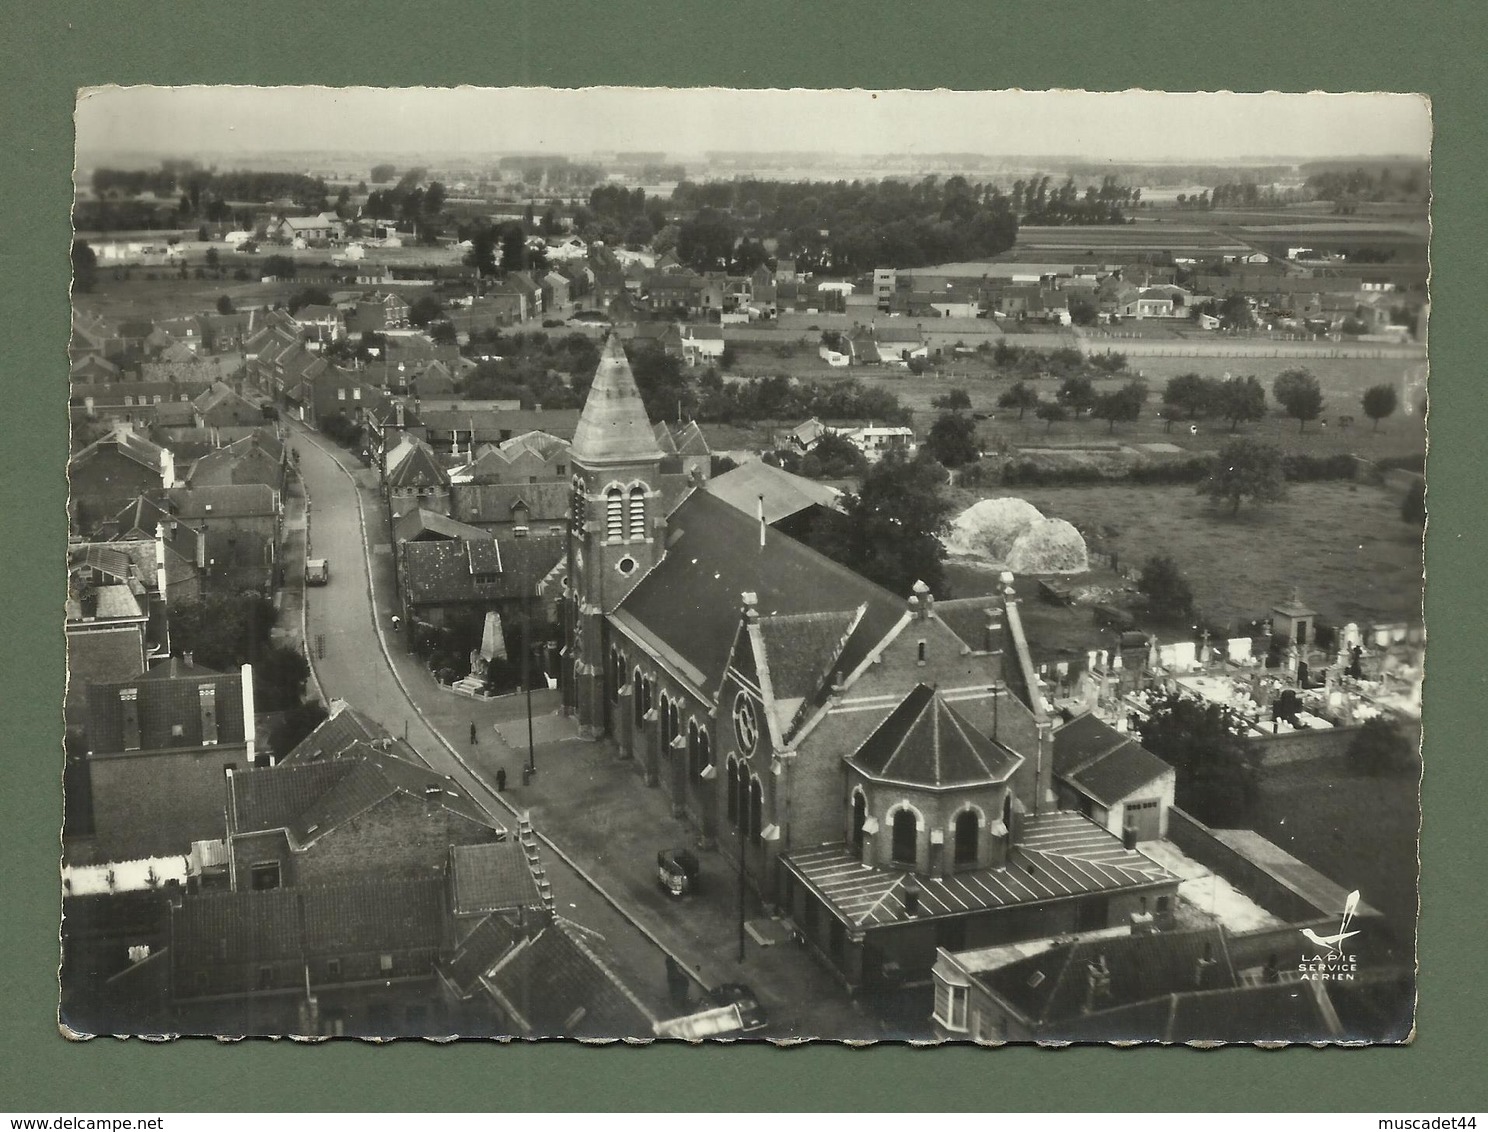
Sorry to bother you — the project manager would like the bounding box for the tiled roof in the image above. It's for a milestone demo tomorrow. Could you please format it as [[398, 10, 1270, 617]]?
[[65, 627, 146, 724], [708, 461, 842, 525], [393, 508, 491, 543], [86, 669, 246, 754], [784, 812, 1176, 931], [1053, 713, 1173, 806], [230, 740, 501, 842], [570, 335, 666, 466], [481, 920, 656, 1038], [979, 925, 1235, 1027], [165, 484, 278, 520], [385, 440, 449, 491], [449, 481, 571, 527], [170, 878, 446, 977], [440, 914, 522, 997], [71, 428, 168, 475], [400, 534, 564, 606], [450, 842, 543, 916], [673, 420, 711, 458], [757, 609, 860, 702], [847, 683, 1021, 788], [930, 597, 1006, 656], [615, 490, 905, 699], [282, 703, 389, 763]]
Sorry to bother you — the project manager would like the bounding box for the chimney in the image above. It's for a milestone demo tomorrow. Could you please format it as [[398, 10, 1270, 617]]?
[[1122, 823, 1138, 851], [241, 663, 256, 764], [198, 683, 219, 746], [741, 591, 759, 625], [1195, 941, 1219, 989], [155, 522, 169, 603], [160, 446, 176, 489], [119, 687, 142, 751]]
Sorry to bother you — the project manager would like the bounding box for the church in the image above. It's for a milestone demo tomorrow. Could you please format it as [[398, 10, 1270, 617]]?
[[561, 335, 1178, 990]]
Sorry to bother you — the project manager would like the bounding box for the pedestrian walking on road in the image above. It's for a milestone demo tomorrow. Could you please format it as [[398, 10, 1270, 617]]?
[[495, 767, 507, 792], [470, 721, 479, 746]]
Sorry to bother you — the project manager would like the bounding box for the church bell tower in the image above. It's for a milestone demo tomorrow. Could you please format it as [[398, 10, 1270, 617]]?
[[566, 333, 665, 739]]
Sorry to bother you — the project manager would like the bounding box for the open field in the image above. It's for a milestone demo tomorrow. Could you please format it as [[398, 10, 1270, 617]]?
[[1248, 756, 1420, 955], [953, 480, 1423, 630]]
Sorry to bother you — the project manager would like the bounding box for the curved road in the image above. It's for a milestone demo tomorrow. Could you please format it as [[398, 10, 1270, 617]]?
[[291, 423, 680, 1017]]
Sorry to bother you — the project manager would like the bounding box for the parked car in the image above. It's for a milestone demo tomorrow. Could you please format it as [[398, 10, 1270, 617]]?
[[305, 559, 330, 586], [656, 848, 700, 897]]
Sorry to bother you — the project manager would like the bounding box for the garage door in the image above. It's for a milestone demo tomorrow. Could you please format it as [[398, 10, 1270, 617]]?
[[1124, 798, 1162, 841]]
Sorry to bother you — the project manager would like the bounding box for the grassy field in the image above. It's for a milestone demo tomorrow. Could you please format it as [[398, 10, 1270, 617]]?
[[1248, 756, 1420, 955], [958, 479, 1424, 630]]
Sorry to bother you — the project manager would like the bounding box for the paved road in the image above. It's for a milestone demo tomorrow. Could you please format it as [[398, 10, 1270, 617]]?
[[290, 424, 684, 1022]]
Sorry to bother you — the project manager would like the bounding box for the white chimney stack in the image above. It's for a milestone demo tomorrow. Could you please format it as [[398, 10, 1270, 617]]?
[[241, 662, 257, 764]]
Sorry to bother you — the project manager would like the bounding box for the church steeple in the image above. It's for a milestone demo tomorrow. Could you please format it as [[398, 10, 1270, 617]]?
[[571, 333, 665, 467]]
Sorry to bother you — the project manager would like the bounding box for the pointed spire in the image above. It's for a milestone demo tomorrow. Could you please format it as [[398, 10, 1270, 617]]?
[[570, 333, 665, 466]]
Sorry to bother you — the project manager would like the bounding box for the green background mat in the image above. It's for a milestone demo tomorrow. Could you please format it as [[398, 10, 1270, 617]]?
[[3, 0, 1482, 1112]]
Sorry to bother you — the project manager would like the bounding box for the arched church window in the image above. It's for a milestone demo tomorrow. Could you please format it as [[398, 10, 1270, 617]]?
[[628, 486, 647, 541], [725, 756, 739, 823], [605, 486, 624, 541], [633, 670, 645, 728], [954, 809, 980, 867], [748, 778, 764, 845], [891, 808, 918, 866], [693, 729, 711, 783]]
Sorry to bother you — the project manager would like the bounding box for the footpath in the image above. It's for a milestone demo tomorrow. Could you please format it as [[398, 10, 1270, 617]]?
[[294, 424, 896, 1040]]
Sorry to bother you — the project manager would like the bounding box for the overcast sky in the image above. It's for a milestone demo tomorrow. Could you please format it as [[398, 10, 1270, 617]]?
[[75, 87, 1431, 163]]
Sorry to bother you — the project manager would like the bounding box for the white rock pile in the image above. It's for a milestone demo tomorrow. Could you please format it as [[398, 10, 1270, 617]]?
[[945, 497, 1089, 574]]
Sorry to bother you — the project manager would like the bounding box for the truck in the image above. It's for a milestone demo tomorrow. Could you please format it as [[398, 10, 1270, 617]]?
[[305, 559, 329, 586]]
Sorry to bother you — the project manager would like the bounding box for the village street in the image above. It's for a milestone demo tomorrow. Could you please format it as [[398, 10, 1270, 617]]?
[[289, 422, 890, 1040]]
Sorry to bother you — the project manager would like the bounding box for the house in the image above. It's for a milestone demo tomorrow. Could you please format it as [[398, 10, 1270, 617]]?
[[223, 734, 506, 890], [706, 460, 844, 542], [930, 920, 1413, 1043], [64, 562, 151, 732], [69, 425, 179, 535], [1051, 712, 1176, 841], [680, 323, 725, 366], [541, 271, 571, 314], [345, 291, 411, 334], [270, 213, 345, 246], [396, 532, 566, 631], [383, 436, 451, 520], [557, 336, 1181, 990], [192, 382, 263, 429], [161, 483, 282, 594], [293, 303, 346, 346], [70, 383, 209, 431], [873, 324, 928, 365], [70, 354, 122, 385], [183, 430, 287, 493], [840, 423, 917, 463], [82, 663, 256, 861], [437, 914, 657, 1039]]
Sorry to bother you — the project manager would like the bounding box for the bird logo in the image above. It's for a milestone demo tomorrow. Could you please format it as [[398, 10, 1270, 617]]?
[[1301, 890, 1361, 955]]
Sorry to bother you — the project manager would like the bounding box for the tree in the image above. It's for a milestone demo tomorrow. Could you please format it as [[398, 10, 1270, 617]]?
[[464, 225, 498, 277], [428, 321, 458, 346], [932, 388, 972, 412], [925, 411, 981, 467], [370, 163, 396, 184], [205, 247, 221, 271], [423, 181, 447, 216], [997, 380, 1040, 420], [408, 295, 444, 327], [1348, 717, 1418, 777], [1057, 374, 1095, 416], [1162, 372, 1211, 421], [1093, 379, 1147, 433], [262, 254, 296, 281], [167, 594, 308, 711], [1034, 400, 1068, 432], [800, 433, 869, 479], [1362, 383, 1399, 431], [1199, 438, 1287, 516], [1136, 693, 1260, 824], [1213, 375, 1267, 432], [1273, 368, 1324, 432], [1138, 555, 1195, 623], [288, 287, 332, 314], [810, 454, 953, 598], [71, 240, 98, 293], [499, 225, 527, 273], [1218, 292, 1254, 330], [216, 294, 235, 315], [1068, 294, 1100, 327]]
